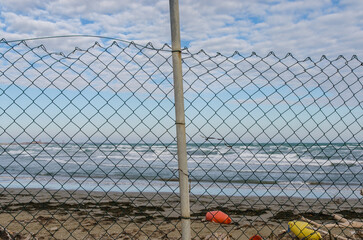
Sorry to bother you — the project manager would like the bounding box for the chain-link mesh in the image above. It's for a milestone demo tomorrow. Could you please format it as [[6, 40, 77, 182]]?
[[182, 50, 363, 239], [0, 38, 362, 240]]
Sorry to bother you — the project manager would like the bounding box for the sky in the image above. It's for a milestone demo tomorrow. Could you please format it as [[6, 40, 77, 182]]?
[[0, 0, 362, 58], [0, 0, 362, 144]]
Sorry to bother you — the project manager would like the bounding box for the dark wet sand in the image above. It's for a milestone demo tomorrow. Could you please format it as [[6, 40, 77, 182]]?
[[0, 188, 362, 239]]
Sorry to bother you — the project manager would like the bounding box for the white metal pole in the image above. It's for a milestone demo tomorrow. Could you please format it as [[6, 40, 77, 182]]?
[[169, 0, 191, 239]]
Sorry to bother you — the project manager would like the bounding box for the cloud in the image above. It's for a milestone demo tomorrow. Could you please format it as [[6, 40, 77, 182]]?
[[0, 0, 361, 144], [0, 0, 45, 13], [2, 12, 77, 36], [179, 0, 363, 58], [0, 0, 362, 59]]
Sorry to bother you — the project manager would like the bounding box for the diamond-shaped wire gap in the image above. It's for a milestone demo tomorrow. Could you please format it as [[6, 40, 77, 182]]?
[[2, 39, 363, 239]]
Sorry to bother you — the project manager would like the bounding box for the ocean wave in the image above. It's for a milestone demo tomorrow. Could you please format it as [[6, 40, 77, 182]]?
[[1, 142, 361, 188]]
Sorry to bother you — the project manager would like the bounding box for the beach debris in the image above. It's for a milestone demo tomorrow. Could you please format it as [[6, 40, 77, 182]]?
[[204, 232, 231, 240], [49, 226, 58, 231], [354, 229, 363, 239], [268, 229, 292, 240], [333, 197, 344, 204], [205, 211, 232, 224], [249, 234, 263, 240], [0, 227, 13, 240], [0, 227, 37, 240], [288, 220, 322, 240], [301, 214, 363, 229], [301, 214, 363, 240]]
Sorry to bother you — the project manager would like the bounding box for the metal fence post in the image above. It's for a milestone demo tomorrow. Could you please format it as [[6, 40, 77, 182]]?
[[169, 0, 191, 239]]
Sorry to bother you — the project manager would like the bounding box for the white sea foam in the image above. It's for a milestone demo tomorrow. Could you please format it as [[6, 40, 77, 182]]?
[[1, 142, 361, 198], [7, 150, 24, 155]]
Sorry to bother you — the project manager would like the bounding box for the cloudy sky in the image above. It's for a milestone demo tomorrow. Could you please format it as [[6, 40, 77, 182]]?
[[1, 0, 362, 143], [0, 0, 362, 58]]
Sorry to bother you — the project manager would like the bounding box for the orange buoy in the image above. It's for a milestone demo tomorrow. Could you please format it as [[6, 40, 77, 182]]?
[[205, 211, 232, 224], [249, 235, 263, 240]]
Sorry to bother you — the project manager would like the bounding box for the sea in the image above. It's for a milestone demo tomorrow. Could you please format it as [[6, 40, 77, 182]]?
[[0, 142, 362, 199]]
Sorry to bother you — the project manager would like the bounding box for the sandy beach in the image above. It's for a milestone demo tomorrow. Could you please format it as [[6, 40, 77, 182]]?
[[0, 188, 362, 239]]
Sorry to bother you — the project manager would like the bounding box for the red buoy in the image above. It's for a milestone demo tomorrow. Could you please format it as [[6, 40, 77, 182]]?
[[249, 235, 263, 240], [205, 211, 232, 224]]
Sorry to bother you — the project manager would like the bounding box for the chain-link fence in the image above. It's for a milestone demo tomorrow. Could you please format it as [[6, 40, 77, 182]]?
[[0, 37, 362, 240]]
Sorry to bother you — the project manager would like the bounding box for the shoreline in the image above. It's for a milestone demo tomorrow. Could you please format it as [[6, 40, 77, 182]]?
[[1, 176, 361, 200], [0, 188, 362, 239]]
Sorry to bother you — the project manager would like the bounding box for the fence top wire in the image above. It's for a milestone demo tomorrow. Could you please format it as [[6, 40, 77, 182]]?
[[1, 35, 361, 61], [0, 35, 175, 57]]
